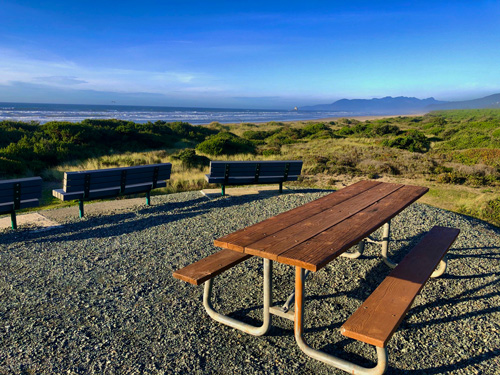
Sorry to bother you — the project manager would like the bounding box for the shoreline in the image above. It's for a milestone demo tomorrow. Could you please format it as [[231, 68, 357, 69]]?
[[314, 112, 427, 123], [199, 112, 429, 126]]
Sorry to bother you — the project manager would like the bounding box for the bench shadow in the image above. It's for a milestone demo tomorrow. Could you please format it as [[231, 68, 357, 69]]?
[[1, 191, 294, 245]]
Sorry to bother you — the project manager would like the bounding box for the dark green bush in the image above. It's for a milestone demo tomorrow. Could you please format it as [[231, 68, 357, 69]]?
[[337, 126, 354, 136], [196, 132, 255, 156], [242, 129, 278, 140], [260, 147, 281, 156], [265, 128, 303, 146], [371, 124, 400, 136], [382, 130, 430, 153], [172, 148, 210, 169], [302, 123, 329, 136]]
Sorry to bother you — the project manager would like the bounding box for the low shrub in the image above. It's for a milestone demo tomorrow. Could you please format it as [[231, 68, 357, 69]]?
[[196, 132, 255, 156], [172, 149, 210, 169], [302, 123, 329, 137], [382, 130, 430, 153], [242, 129, 278, 140], [259, 147, 281, 156], [483, 198, 500, 225], [371, 124, 400, 136]]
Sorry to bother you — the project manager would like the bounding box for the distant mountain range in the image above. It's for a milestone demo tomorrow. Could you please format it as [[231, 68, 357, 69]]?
[[299, 93, 500, 114]]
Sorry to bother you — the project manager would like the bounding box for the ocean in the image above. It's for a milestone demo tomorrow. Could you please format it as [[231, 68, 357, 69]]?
[[0, 102, 351, 125]]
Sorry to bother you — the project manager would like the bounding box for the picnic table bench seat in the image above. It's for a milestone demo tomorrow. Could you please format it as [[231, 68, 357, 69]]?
[[0, 177, 43, 230], [341, 226, 460, 349], [52, 163, 171, 217], [173, 249, 253, 285], [205, 160, 303, 195]]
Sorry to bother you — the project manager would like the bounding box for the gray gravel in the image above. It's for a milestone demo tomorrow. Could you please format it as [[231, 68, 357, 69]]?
[[1, 188, 499, 374]]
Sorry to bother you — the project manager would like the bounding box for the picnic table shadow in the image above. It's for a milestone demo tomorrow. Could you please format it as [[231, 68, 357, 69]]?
[[3, 189, 330, 245]]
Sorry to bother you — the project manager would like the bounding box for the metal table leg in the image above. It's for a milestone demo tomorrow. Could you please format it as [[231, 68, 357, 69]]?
[[203, 258, 272, 336], [294, 267, 388, 375], [430, 256, 448, 278], [340, 240, 365, 259], [380, 221, 397, 269]]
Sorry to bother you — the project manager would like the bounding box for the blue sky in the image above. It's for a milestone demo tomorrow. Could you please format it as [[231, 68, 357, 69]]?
[[0, 1, 499, 109]]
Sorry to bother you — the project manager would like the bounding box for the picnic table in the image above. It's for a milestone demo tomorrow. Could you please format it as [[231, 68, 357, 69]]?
[[174, 180, 459, 374]]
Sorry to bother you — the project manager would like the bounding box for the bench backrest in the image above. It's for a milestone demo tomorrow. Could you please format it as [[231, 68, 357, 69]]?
[[63, 163, 172, 194], [0, 177, 43, 213], [208, 160, 302, 182]]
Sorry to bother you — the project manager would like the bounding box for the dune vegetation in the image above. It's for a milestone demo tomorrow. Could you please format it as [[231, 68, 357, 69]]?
[[1, 109, 499, 226]]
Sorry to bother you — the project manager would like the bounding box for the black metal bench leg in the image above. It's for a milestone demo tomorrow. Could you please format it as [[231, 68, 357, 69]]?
[[279, 182, 283, 194], [79, 200, 84, 218], [10, 210, 17, 230], [146, 191, 151, 206], [221, 185, 226, 196]]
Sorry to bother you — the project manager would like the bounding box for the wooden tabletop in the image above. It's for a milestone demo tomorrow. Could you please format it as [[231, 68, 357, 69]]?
[[214, 180, 428, 272]]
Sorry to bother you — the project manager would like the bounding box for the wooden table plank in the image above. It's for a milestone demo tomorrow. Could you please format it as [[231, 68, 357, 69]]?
[[277, 185, 429, 271], [214, 180, 381, 251], [244, 182, 404, 260]]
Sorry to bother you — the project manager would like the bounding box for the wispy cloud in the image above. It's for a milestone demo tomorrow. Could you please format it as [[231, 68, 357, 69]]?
[[34, 76, 87, 85], [0, 48, 224, 96]]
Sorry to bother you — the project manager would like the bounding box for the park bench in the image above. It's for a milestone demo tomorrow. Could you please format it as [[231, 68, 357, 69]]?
[[340, 226, 459, 353], [52, 163, 171, 217], [205, 160, 303, 195], [0, 177, 43, 229]]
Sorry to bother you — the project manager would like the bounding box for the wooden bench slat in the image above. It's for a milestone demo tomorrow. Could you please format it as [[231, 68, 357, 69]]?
[[63, 163, 171, 179], [340, 226, 460, 348], [64, 168, 171, 185], [277, 185, 429, 271], [0, 185, 42, 198], [245, 182, 405, 261], [214, 180, 381, 252], [63, 174, 170, 192], [0, 190, 42, 203], [209, 160, 301, 166], [0, 198, 40, 214], [0, 177, 42, 191], [52, 181, 167, 201], [173, 249, 253, 285], [208, 164, 303, 177], [205, 176, 300, 184], [207, 169, 302, 178]]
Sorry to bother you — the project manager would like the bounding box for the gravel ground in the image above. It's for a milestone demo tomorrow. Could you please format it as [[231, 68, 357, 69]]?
[[0, 188, 499, 374]]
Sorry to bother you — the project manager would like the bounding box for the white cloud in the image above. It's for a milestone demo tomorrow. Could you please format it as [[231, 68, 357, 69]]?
[[33, 76, 87, 85], [0, 48, 225, 96]]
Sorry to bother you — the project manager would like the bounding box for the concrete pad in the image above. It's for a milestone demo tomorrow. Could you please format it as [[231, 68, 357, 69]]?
[[200, 185, 284, 199], [0, 213, 61, 231]]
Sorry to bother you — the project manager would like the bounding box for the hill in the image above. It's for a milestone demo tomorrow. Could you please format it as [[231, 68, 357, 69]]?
[[300, 96, 445, 114], [300, 93, 500, 114], [427, 93, 500, 110]]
